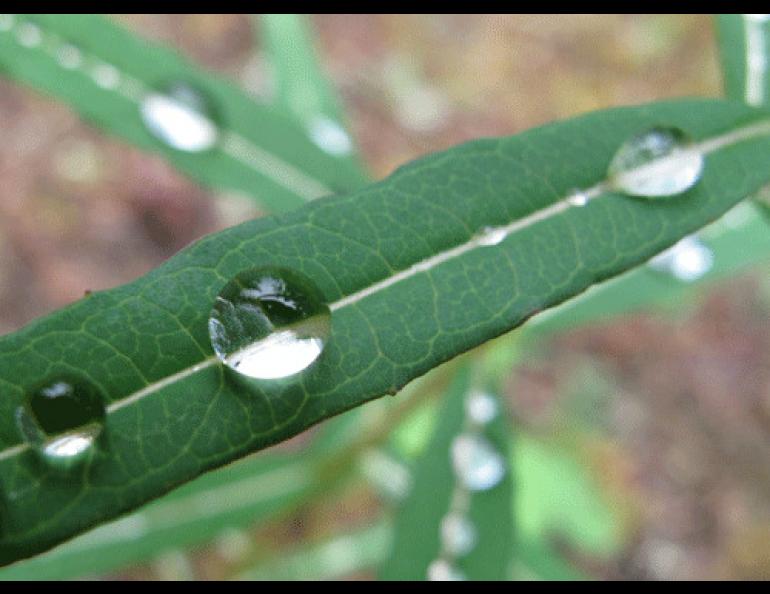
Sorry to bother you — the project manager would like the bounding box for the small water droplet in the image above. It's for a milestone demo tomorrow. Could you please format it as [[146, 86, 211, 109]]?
[[648, 235, 714, 282], [209, 267, 331, 380], [0, 14, 15, 32], [92, 63, 120, 89], [567, 190, 589, 207], [140, 82, 219, 153], [608, 127, 704, 198], [440, 513, 477, 557], [57, 44, 82, 70], [477, 226, 506, 246], [427, 559, 466, 581], [16, 376, 105, 467], [16, 22, 41, 48], [465, 390, 498, 426], [451, 433, 506, 492], [308, 116, 353, 156]]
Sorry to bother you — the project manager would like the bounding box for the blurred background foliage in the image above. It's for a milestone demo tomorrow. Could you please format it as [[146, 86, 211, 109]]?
[[1, 14, 770, 580]]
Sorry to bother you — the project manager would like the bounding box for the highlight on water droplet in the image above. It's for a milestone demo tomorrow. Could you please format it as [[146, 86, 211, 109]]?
[[451, 433, 506, 492], [477, 226, 506, 247], [56, 44, 82, 70], [746, 14, 770, 22], [15, 21, 41, 48], [208, 266, 331, 381], [607, 127, 704, 199], [465, 390, 498, 426], [308, 116, 353, 156], [140, 82, 219, 153], [16, 375, 106, 467], [427, 559, 467, 581], [440, 513, 477, 557], [648, 235, 714, 283], [92, 63, 120, 89], [567, 189, 589, 207]]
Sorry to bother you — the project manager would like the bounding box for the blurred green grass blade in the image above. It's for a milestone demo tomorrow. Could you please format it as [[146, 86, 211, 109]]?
[[0, 14, 367, 212], [0, 451, 314, 580], [715, 14, 770, 106], [4, 99, 770, 564], [379, 366, 514, 580], [234, 518, 392, 580], [259, 14, 370, 181], [715, 15, 770, 217], [530, 202, 770, 335]]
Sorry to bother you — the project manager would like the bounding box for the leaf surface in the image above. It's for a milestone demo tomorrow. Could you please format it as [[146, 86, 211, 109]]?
[[2, 99, 770, 563]]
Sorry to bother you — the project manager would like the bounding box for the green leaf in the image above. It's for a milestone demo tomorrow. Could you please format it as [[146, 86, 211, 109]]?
[[379, 366, 514, 580], [0, 451, 313, 580], [235, 518, 392, 581], [2, 99, 770, 564], [513, 434, 622, 558], [259, 14, 369, 181], [530, 202, 770, 334], [0, 14, 368, 212]]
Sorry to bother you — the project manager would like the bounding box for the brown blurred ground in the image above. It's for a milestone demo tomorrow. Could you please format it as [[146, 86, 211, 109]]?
[[1, 14, 769, 580]]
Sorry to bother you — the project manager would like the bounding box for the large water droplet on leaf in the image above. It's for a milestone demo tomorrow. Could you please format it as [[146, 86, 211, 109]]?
[[451, 433, 506, 492], [608, 127, 704, 198], [140, 82, 219, 152], [209, 267, 331, 380], [16, 376, 105, 467], [427, 559, 466, 581], [648, 235, 713, 282], [440, 513, 477, 557]]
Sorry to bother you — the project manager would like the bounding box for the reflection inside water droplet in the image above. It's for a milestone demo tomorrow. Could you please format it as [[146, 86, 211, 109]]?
[[440, 513, 477, 557], [427, 559, 466, 581], [648, 235, 713, 282], [308, 116, 353, 156], [140, 82, 219, 152], [567, 190, 589, 207], [608, 127, 704, 198], [451, 433, 506, 492], [209, 267, 331, 380], [16, 376, 105, 466], [465, 390, 498, 426]]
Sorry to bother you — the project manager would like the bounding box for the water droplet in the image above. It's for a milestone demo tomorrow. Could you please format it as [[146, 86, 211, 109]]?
[[477, 226, 506, 246], [608, 127, 704, 198], [440, 513, 477, 557], [15, 22, 41, 48], [57, 44, 82, 70], [746, 14, 770, 23], [209, 267, 331, 380], [567, 189, 589, 207], [451, 433, 506, 492], [92, 63, 120, 89], [0, 14, 15, 32], [16, 376, 105, 466], [648, 235, 713, 283], [140, 82, 219, 153], [427, 559, 466, 581], [465, 390, 498, 426], [308, 116, 353, 156]]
